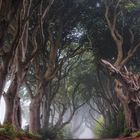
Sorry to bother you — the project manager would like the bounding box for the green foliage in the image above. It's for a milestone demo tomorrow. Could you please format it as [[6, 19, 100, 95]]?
[[125, 3, 136, 10], [67, 51, 96, 99], [124, 2, 140, 12], [122, 127, 130, 137], [131, 130, 140, 138], [56, 130, 64, 140], [0, 124, 16, 138], [0, 124, 41, 139], [94, 109, 127, 138], [63, 125, 73, 139], [94, 116, 104, 138], [16, 131, 41, 139], [40, 127, 64, 140]]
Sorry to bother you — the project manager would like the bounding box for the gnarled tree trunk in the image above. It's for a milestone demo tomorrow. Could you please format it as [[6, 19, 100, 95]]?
[[102, 59, 140, 132], [4, 94, 15, 124], [3, 78, 17, 124], [0, 0, 21, 97], [12, 96, 21, 129], [41, 96, 51, 129], [29, 96, 41, 134], [3, 77, 21, 129]]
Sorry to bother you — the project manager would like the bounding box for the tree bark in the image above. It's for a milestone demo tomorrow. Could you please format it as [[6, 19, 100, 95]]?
[[12, 96, 21, 129], [3, 95, 15, 124], [120, 100, 140, 132], [114, 74, 140, 131], [0, 70, 6, 98], [3, 79, 17, 124], [29, 97, 41, 134], [102, 59, 140, 132], [3, 77, 21, 129], [42, 98, 51, 129], [0, 0, 21, 97]]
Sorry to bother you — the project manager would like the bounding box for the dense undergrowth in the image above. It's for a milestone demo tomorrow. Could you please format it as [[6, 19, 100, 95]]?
[[0, 124, 41, 140], [1, 122, 140, 140], [94, 108, 140, 139], [0, 124, 66, 140], [94, 109, 129, 138]]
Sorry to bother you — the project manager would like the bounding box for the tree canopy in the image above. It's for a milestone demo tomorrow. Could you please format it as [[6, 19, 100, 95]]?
[[0, 0, 140, 139]]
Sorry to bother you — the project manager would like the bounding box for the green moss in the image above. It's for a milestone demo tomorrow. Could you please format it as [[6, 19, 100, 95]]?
[[0, 124, 16, 138], [16, 130, 42, 139], [0, 124, 42, 139]]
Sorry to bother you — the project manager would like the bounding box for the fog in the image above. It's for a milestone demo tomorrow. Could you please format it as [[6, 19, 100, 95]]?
[[0, 96, 5, 124], [0, 98, 96, 139]]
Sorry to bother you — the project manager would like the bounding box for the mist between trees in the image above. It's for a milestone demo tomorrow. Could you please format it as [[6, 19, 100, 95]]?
[[0, 0, 140, 139]]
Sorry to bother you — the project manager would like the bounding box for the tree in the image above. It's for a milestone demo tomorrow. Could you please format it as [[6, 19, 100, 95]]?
[[0, 0, 21, 99], [103, 0, 140, 132], [0, 0, 54, 129], [101, 59, 140, 131], [76, 0, 140, 134], [0, 0, 37, 128], [25, 0, 91, 134]]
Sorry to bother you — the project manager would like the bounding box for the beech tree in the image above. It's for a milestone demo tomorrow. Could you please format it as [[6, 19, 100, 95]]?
[[26, 29, 89, 134], [0, 0, 140, 138], [103, 0, 140, 132], [101, 59, 140, 131], [23, 0, 91, 134], [75, 0, 140, 135], [0, 0, 33, 128], [0, 0, 54, 129], [0, 0, 21, 98]]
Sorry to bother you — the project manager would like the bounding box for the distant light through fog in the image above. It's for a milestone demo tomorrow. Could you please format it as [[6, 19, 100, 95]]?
[[0, 81, 95, 139], [4, 80, 11, 93], [0, 96, 5, 124], [79, 124, 94, 139], [0, 99, 94, 138], [0, 80, 11, 124]]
